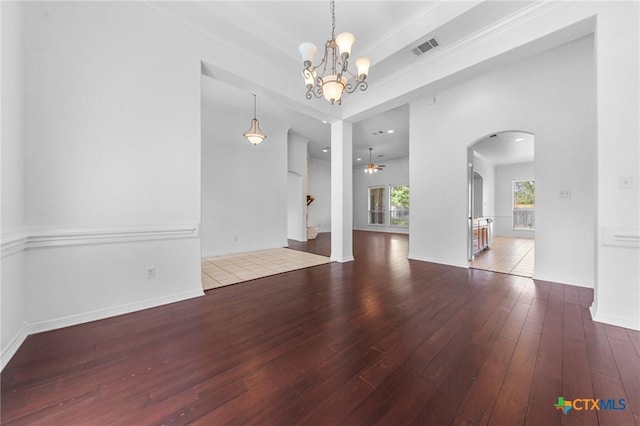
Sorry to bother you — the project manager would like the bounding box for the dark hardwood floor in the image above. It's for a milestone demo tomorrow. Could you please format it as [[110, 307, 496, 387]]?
[[2, 231, 639, 425]]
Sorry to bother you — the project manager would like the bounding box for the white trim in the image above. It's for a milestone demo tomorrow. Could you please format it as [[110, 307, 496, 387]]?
[[354, 227, 409, 235], [330, 255, 355, 263], [1, 225, 199, 258], [603, 227, 640, 248], [407, 254, 469, 269], [591, 307, 640, 331], [26, 288, 204, 335], [1, 288, 204, 372], [0, 325, 28, 371], [0, 233, 29, 257], [532, 273, 593, 289]]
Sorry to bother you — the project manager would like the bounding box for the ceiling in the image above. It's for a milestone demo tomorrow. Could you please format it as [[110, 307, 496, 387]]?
[[472, 132, 535, 166], [178, 1, 539, 165]]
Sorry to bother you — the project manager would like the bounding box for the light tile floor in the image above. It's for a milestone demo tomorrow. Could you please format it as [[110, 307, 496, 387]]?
[[471, 236, 534, 277], [202, 248, 332, 290]]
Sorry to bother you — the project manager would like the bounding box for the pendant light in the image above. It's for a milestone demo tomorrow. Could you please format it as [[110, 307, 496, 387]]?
[[243, 94, 266, 145]]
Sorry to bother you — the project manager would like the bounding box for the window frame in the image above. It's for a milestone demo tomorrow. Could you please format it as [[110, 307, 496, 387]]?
[[512, 179, 535, 231], [368, 186, 387, 226]]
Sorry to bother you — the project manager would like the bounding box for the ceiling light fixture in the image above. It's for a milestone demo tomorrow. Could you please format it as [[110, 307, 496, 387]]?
[[298, 0, 371, 105], [243, 94, 266, 145], [364, 147, 385, 174]]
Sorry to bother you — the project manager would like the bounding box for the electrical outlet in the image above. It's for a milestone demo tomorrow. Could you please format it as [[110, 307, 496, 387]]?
[[147, 267, 156, 279]]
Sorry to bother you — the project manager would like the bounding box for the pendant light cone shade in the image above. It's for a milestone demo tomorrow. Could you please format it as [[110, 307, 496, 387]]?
[[355, 57, 371, 79], [298, 42, 318, 63], [335, 32, 355, 57], [243, 94, 266, 145]]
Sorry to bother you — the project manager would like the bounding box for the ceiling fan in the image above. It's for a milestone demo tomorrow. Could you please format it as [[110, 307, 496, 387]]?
[[364, 147, 385, 174]]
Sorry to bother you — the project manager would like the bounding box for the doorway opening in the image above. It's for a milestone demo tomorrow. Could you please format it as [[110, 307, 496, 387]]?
[[467, 131, 535, 277]]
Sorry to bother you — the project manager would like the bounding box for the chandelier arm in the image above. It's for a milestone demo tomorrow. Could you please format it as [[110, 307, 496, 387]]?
[[344, 80, 368, 94], [342, 68, 357, 79], [311, 84, 324, 99]]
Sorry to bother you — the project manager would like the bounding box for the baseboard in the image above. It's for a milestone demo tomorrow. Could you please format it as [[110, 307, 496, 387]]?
[[531, 273, 593, 288], [590, 306, 640, 331], [330, 255, 355, 263], [407, 253, 468, 269], [354, 227, 409, 235], [1, 325, 28, 371], [26, 288, 204, 335]]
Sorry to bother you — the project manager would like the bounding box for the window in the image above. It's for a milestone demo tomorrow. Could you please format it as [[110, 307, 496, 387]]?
[[368, 185, 410, 227], [513, 180, 535, 230], [390, 185, 410, 227], [368, 186, 386, 225]]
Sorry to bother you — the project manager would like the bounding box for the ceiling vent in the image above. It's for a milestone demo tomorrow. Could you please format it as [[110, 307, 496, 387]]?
[[413, 38, 439, 56]]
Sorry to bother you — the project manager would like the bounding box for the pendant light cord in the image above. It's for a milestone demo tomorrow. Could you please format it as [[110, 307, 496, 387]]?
[[252, 93, 257, 119]]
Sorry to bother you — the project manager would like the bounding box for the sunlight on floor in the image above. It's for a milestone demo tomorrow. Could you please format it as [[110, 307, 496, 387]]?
[[471, 236, 534, 277], [201, 248, 332, 290]]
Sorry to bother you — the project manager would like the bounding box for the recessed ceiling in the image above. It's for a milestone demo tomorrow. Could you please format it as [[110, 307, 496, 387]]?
[[190, 1, 542, 166]]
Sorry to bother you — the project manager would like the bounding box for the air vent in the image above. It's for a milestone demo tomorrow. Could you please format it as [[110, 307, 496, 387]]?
[[413, 38, 439, 56]]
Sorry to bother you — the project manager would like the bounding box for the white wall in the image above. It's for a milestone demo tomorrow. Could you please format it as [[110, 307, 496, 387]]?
[[472, 153, 496, 218], [201, 101, 288, 256], [494, 162, 535, 238], [308, 158, 331, 233], [287, 172, 305, 242], [287, 133, 309, 242], [1, 1, 220, 368], [1, 2, 28, 367], [354, 157, 409, 234], [592, 2, 640, 330], [410, 36, 596, 286]]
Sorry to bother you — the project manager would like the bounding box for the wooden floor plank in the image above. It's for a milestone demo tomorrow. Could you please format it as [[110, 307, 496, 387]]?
[[524, 283, 565, 426], [1, 232, 638, 425], [562, 339, 598, 426], [488, 328, 542, 426], [607, 336, 640, 421], [591, 372, 638, 426]]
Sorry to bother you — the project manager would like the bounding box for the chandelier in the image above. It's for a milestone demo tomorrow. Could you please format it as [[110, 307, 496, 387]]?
[[243, 94, 266, 145], [298, 0, 371, 105], [364, 147, 385, 174]]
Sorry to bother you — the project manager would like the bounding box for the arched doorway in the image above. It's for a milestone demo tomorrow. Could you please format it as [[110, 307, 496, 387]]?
[[468, 131, 535, 277]]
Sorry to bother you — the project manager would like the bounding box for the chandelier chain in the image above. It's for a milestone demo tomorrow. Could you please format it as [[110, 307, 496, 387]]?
[[331, 0, 335, 40]]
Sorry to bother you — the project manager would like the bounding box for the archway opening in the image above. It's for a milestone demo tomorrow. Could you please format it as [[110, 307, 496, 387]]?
[[468, 131, 535, 277]]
